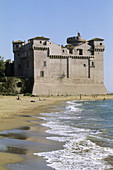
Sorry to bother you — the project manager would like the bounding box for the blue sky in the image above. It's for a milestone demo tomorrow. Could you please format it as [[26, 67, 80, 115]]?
[[0, 0, 113, 92]]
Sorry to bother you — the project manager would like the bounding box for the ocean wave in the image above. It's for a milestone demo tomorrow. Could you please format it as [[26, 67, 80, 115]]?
[[59, 116, 81, 120], [34, 138, 112, 169], [65, 105, 82, 112], [35, 117, 113, 169], [34, 100, 113, 169], [66, 101, 83, 106], [34, 133, 113, 169]]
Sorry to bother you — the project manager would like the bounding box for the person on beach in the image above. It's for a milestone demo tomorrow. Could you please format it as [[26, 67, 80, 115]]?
[[17, 96, 21, 100], [103, 98, 106, 101]]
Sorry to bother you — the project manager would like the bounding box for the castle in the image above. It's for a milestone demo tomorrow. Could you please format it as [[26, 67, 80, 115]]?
[[12, 33, 107, 95]]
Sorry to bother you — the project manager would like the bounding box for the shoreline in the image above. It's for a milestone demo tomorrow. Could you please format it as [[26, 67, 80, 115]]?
[[0, 95, 113, 169]]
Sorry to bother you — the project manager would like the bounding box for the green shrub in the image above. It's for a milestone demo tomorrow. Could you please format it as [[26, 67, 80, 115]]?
[[24, 93, 32, 96]]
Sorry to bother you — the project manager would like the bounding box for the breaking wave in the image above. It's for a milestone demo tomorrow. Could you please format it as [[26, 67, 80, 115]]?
[[34, 100, 113, 169]]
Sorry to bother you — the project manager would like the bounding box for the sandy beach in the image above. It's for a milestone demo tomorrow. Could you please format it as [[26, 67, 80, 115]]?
[[0, 94, 113, 169]]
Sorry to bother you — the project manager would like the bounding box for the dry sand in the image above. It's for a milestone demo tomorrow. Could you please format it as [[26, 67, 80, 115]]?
[[0, 94, 113, 169]]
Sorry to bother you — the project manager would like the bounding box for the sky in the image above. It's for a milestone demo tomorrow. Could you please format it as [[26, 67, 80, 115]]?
[[0, 0, 113, 92]]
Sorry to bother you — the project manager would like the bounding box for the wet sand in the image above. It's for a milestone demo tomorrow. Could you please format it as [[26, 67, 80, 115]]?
[[0, 95, 113, 169], [0, 119, 64, 170]]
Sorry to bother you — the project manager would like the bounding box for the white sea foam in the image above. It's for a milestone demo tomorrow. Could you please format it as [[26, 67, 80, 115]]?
[[65, 105, 82, 112], [66, 101, 83, 106], [59, 116, 81, 120], [34, 101, 113, 169], [34, 140, 112, 169], [65, 101, 83, 113], [35, 119, 113, 169], [34, 135, 113, 170]]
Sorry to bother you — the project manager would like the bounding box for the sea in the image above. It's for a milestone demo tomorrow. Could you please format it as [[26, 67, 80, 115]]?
[[34, 99, 113, 170]]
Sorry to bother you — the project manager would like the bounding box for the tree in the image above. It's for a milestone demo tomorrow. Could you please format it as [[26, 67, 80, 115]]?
[[0, 56, 5, 77]]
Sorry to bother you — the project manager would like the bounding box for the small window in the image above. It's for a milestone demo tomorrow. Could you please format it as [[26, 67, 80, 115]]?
[[100, 43, 102, 45], [47, 49, 49, 57], [43, 61, 46, 66], [92, 62, 95, 67], [40, 41, 42, 44], [83, 64, 86, 67], [44, 41, 47, 45], [69, 49, 73, 54], [79, 49, 83, 55], [40, 71, 44, 77], [63, 50, 64, 53], [91, 51, 94, 55]]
